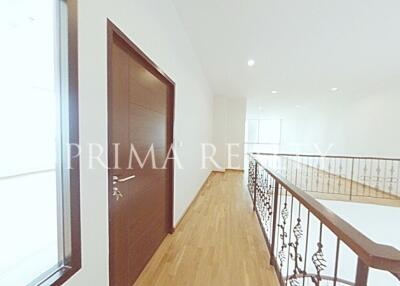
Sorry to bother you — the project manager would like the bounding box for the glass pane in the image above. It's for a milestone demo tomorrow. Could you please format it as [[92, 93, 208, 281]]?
[[259, 119, 281, 144], [0, 0, 60, 285], [245, 143, 280, 154], [245, 120, 259, 143]]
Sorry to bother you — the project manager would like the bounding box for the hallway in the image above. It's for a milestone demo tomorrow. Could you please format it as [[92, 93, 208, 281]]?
[[134, 171, 279, 286]]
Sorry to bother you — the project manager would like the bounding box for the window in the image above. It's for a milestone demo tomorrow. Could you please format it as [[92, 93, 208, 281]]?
[[0, 0, 80, 285], [245, 119, 282, 154]]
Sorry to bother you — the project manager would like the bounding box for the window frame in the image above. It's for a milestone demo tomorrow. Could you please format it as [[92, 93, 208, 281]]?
[[245, 119, 282, 145], [28, 0, 81, 285], [244, 119, 282, 155]]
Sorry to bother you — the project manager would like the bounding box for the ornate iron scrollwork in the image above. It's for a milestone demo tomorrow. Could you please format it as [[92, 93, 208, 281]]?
[[311, 242, 327, 286], [288, 218, 305, 286], [256, 169, 274, 231], [278, 203, 289, 267], [248, 159, 256, 196]]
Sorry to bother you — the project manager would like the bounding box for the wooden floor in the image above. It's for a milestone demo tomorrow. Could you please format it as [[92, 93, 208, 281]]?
[[133, 171, 279, 286]]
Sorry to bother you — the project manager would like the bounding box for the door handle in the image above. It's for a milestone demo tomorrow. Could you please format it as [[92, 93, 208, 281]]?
[[111, 174, 136, 201], [113, 174, 136, 183]]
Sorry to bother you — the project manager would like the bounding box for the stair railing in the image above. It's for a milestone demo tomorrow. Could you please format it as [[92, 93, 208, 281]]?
[[250, 152, 400, 206], [248, 153, 400, 286]]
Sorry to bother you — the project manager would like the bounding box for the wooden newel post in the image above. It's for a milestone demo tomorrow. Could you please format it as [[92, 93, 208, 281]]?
[[253, 162, 258, 211], [355, 258, 369, 286], [270, 180, 280, 266]]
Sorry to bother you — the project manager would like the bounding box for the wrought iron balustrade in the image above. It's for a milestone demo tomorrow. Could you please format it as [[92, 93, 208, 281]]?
[[250, 153, 400, 207], [248, 153, 400, 286]]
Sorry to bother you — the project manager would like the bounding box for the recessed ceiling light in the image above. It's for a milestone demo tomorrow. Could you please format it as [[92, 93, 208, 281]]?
[[331, 87, 339, 92], [271, 90, 278, 94], [247, 59, 255, 67], [296, 105, 302, 108]]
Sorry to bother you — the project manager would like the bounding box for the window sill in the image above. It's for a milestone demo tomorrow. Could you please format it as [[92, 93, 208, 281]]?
[[29, 264, 81, 286]]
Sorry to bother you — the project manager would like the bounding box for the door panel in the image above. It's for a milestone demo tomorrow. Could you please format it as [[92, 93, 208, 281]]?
[[128, 104, 167, 151], [128, 81, 168, 114], [108, 22, 174, 286]]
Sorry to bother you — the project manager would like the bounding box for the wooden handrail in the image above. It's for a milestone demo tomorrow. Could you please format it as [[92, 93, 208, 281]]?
[[249, 153, 400, 274], [252, 152, 400, 161]]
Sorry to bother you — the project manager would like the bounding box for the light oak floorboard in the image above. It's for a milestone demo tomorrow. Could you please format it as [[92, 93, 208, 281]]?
[[133, 171, 279, 286]]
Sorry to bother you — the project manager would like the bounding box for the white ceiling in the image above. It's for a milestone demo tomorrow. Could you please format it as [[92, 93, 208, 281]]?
[[172, 0, 400, 98]]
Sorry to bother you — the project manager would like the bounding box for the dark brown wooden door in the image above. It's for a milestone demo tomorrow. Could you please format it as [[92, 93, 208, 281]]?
[[107, 21, 174, 286]]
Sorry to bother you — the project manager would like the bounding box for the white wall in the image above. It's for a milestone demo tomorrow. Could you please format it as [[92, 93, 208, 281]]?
[[212, 96, 246, 170], [67, 0, 214, 285], [212, 96, 227, 171], [247, 93, 400, 158]]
